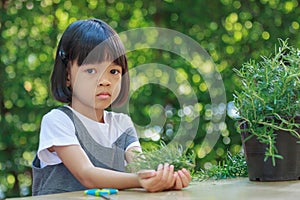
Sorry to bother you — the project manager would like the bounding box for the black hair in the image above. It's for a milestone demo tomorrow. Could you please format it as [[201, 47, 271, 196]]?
[[51, 18, 129, 107]]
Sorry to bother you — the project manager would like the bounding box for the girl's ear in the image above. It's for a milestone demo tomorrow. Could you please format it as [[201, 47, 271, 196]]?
[[66, 67, 71, 87], [66, 76, 71, 87]]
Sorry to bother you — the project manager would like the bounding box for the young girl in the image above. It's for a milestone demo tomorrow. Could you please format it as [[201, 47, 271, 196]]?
[[32, 18, 191, 196]]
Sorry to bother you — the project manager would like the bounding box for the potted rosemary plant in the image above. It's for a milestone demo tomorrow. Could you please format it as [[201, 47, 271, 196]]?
[[233, 39, 300, 181]]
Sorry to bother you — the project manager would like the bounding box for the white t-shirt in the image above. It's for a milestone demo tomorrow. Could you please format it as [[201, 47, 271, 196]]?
[[37, 106, 140, 167]]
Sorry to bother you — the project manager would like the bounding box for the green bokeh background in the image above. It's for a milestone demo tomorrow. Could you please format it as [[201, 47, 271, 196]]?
[[0, 0, 299, 198]]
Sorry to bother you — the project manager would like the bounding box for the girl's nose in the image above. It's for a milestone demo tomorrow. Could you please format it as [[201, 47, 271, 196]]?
[[98, 77, 111, 86]]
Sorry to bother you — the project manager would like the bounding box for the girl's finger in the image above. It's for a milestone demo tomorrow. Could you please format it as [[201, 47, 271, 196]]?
[[173, 172, 182, 190], [161, 163, 170, 182], [182, 168, 192, 180], [166, 164, 175, 189], [178, 169, 190, 188], [149, 164, 164, 192], [182, 168, 192, 183], [137, 170, 156, 179]]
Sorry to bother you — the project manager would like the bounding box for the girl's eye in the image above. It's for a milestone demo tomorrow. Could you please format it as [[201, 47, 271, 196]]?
[[86, 69, 96, 74], [110, 69, 121, 75]]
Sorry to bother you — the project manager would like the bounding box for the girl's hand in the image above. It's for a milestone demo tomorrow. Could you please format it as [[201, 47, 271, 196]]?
[[172, 168, 192, 190], [138, 163, 176, 192]]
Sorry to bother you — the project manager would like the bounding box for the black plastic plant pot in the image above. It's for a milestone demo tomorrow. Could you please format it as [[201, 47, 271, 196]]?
[[240, 118, 300, 181]]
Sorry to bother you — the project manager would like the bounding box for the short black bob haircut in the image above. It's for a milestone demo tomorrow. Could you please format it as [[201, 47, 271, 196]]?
[[51, 18, 129, 107]]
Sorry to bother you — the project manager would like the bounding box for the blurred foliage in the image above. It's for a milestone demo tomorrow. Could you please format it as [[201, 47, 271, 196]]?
[[0, 0, 300, 198]]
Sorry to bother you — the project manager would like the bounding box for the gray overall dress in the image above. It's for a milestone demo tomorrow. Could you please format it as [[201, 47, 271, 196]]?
[[32, 106, 138, 195]]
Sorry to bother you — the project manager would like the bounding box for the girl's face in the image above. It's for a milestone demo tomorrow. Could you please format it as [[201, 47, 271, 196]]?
[[68, 61, 122, 117]]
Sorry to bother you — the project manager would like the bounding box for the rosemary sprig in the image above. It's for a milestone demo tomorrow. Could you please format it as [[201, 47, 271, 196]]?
[[126, 142, 195, 173], [193, 152, 248, 181]]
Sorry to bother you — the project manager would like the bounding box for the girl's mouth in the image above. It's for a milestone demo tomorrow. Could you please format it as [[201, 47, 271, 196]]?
[[96, 92, 111, 99]]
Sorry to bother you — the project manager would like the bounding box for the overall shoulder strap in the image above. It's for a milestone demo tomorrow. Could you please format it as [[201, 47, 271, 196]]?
[[57, 106, 73, 119]]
